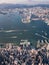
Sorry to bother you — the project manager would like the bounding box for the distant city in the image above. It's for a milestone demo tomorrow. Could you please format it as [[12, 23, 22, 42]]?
[[0, 5, 49, 24]]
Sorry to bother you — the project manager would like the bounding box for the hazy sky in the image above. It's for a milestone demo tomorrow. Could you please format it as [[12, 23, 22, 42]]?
[[0, 0, 49, 4]]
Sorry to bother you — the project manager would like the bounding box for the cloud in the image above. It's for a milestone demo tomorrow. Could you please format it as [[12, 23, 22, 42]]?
[[0, 0, 24, 4], [0, 0, 49, 4]]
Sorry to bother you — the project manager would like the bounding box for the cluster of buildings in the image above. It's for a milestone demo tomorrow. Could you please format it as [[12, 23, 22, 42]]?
[[18, 7, 49, 24], [0, 40, 49, 65], [0, 7, 49, 24]]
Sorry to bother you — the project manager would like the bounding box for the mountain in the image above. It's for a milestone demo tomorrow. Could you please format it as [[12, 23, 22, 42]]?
[[0, 4, 33, 9], [0, 4, 49, 9]]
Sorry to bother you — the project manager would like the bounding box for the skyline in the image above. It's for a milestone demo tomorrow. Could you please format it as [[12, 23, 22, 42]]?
[[0, 0, 49, 5]]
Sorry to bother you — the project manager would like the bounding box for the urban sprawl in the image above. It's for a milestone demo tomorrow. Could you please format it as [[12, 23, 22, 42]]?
[[0, 40, 49, 65], [0, 7, 49, 24]]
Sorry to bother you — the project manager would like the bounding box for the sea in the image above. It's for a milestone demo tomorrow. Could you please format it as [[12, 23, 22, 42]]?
[[0, 12, 49, 46]]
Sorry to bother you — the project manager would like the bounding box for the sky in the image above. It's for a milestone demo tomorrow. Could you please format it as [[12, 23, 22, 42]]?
[[0, 0, 49, 5]]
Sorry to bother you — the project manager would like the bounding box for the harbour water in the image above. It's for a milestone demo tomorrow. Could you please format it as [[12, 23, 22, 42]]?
[[0, 12, 49, 46]]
